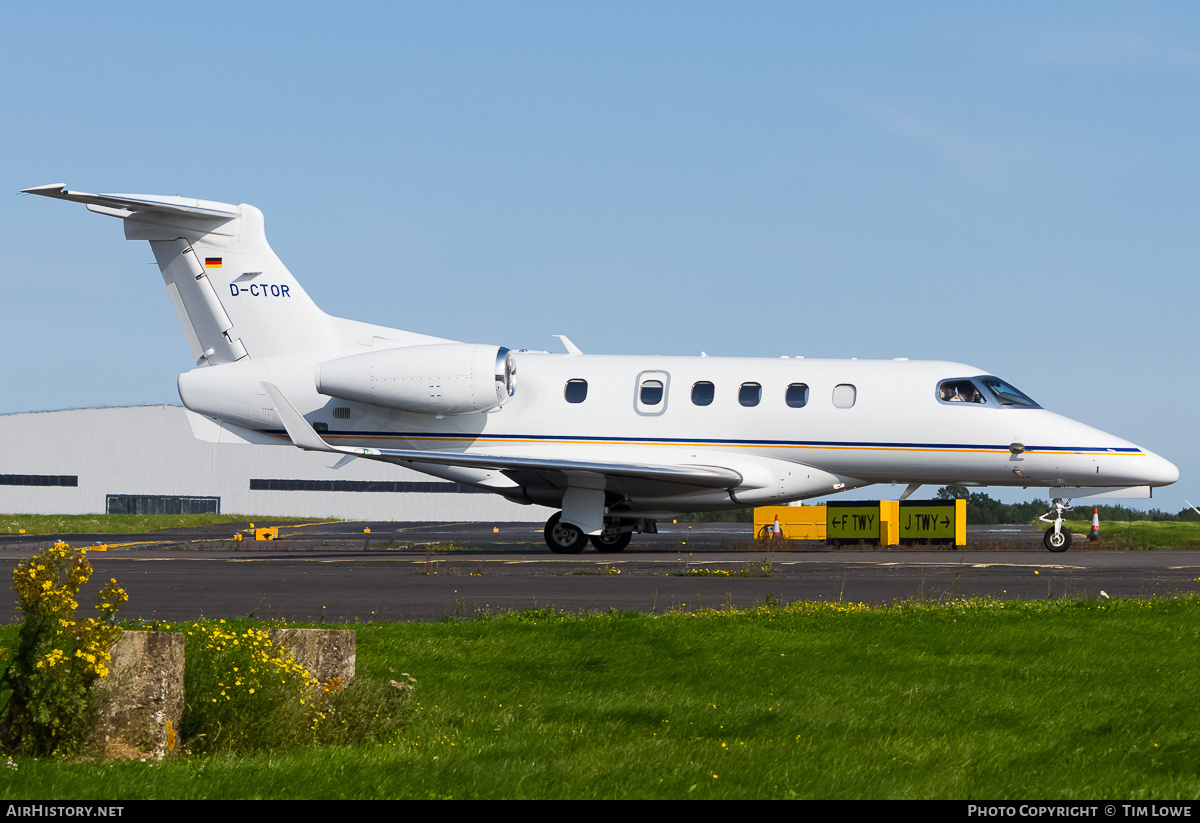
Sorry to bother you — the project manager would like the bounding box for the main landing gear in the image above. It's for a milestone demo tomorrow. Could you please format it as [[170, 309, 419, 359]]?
[[1038, 498, 1074, 553], [542, 513, 638, 554]]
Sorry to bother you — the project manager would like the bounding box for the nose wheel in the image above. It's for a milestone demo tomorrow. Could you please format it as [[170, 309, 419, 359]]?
[[1043, 527, 1072, 552], [1038, 498, 1073, 553]]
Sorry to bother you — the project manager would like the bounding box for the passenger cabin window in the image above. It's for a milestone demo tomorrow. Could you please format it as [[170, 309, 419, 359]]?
[[938, 379, 985, 405], [832, 384, 856, 409], [565, 379, 588, 403], [785, 383, 809, 408], [692, 382, 715, 406], [640, 380, 664, 405], [739, 383, 762, 407], [635, 370, 670, 416]]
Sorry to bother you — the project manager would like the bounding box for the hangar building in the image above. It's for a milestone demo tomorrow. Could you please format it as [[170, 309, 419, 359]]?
[[0, 405, 549, 522]]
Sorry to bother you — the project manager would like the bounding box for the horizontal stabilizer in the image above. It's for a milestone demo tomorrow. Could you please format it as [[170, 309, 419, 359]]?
[[21, 184, 239, 221]]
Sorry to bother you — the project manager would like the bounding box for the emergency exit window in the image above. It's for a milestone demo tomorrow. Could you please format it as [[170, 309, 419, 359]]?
[[635, 371, 670, 416], [640, 380, 664, 405]]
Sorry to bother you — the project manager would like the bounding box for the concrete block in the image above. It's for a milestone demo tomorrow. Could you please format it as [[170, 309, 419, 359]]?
[[269, 629, 355, 687], [95, 631, 184, 759]]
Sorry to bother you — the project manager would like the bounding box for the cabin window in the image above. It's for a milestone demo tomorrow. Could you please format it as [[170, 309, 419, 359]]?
[[640, 380, 664, 405], [938, 379, 985, 405], [635, 370, 670, 416], [739, 383, 762, 407], [832, 384, 856, 409], [785, 383, 809, 408], [692, 382, 715, 406], [565, 379, 588, 403]]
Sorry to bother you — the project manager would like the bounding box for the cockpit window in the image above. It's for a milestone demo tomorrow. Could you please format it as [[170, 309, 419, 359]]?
[[979, 377, 1039, 408], [938, 379, 985, 404]]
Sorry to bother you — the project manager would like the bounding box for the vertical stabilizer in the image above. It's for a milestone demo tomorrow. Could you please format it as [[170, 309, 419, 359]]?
[[22, 185, 346, 365], [128, 201, 344, 363]]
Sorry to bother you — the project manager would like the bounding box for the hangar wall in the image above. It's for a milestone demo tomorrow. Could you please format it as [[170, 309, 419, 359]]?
[[0, 406, 550, 521]]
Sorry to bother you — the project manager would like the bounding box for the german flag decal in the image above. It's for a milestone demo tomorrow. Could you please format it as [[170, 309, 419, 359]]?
[[205, 257, 222, 269]]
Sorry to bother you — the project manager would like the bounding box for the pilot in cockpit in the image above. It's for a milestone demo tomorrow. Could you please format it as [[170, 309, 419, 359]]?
[[944, 381, 983, 403]]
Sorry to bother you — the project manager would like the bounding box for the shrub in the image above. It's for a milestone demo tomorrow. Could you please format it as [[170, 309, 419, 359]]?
[[0, 543, 127, 756], [181, 621, 320, 754], [181, 622, 415, 754]]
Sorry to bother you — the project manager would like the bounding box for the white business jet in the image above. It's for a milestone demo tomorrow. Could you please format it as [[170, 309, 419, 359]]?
[[23, 184, 1179, 553]]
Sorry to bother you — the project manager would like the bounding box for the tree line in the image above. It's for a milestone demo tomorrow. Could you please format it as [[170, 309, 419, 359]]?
[[934, 485, 1200, 525]]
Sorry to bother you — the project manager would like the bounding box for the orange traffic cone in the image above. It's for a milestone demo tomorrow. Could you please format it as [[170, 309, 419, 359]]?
[[772, 515, 782, 540], [1088, 507, 1099, 541]]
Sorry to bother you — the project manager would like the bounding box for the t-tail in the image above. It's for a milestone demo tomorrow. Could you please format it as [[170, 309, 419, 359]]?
[[21, 184, 444, 365]]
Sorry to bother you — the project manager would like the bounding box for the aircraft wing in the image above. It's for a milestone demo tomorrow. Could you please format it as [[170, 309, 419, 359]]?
[[260, 382, 743, 491], [362, 446, 741, 489]]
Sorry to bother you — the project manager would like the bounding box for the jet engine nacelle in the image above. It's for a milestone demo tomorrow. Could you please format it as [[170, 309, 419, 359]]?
[[316, 343, 516, 416]]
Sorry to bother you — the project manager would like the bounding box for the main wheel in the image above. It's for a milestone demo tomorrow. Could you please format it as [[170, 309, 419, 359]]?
[[1044, 527, 1072, 552], [591, 530, 632, 553], [544, 512, 588, 554]]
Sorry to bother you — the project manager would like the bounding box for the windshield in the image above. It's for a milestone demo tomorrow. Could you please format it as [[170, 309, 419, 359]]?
[[979, 377, 1040, 408]]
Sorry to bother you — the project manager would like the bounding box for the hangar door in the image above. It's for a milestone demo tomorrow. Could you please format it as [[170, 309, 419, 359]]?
[[106, 494, 220, 515]]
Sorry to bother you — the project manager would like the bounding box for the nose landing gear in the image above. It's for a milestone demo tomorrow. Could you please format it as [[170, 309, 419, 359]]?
[[1039, 498, 1073, 552]]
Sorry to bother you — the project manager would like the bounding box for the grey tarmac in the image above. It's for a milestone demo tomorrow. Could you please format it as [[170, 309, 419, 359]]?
[[0, 522, 1197, 623]]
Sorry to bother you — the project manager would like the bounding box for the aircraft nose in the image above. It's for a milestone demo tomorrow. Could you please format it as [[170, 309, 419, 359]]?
[[1140, 450, 1180, 487]]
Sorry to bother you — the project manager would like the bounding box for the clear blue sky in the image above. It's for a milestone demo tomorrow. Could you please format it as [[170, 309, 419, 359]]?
[[3, 1, 1196, 513]]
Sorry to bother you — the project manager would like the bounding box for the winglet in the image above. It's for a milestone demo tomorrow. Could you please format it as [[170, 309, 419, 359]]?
[[260, 382, 337, 453], [553, 335, 583, 355]]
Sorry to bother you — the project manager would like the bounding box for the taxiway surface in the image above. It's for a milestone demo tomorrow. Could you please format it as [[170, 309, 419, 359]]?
[[1, 521, 1196, 622]]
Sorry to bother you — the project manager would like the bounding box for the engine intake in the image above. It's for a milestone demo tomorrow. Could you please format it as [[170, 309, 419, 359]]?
[[316, 343, 515, 416]]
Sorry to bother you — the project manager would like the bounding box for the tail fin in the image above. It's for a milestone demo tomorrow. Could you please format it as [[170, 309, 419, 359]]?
[[23, 184, 363, 365]]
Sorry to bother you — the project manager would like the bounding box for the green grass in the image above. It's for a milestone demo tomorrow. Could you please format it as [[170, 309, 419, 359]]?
[[2, 597, 1200, 798], [1062, 519, 1200, 550], [0, 514, 324, 536]]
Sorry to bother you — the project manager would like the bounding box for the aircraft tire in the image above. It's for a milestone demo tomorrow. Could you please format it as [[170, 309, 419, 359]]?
[[591, 531, 632, 553], [1043, 527, 1072, 552], [544, 512, 588, 554]]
